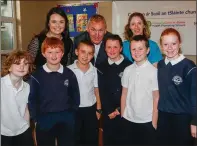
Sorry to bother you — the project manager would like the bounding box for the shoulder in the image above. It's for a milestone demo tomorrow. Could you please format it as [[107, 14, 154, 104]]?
[[124, 64, 134, 73], [63, 66, 76, 76], [157, 59, 165, 68], [181, 58, 197, 73], [67, 63, 75, 71], [74, 31, 89, 41], [123, 40, 130, 46]]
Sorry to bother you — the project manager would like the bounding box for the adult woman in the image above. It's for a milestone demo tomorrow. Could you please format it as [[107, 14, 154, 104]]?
[[123, 12, 162, 67], [28, 7, 74, 68]]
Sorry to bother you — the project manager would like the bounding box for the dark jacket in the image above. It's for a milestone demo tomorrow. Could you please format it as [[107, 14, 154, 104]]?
[[73, 31, 112, 67]]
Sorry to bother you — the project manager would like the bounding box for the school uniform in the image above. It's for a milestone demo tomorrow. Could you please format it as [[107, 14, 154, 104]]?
[[121, 60, 158, 145], [97, 55, 131, 145], [157, 54, 196, 145], [28, 64, 80, 146], [1, 74, 34, 146], [68, 61, 98, 145]]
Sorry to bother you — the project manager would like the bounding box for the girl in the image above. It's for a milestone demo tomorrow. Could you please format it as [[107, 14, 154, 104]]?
[[1, 50, 34, 146], [157, 28, 196, 145]]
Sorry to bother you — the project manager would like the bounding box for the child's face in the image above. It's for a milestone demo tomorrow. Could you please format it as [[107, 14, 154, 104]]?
[[161, 34, 180, 60], [105, 39, 122, 62], [42, 47, 64, 66], [9, 58, 29, 78], [75, 44, 94, 66], [130, 40, 149, 65]]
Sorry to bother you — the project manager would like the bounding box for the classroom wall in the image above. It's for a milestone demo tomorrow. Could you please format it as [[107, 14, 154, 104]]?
[[14, 1, 197, 64]]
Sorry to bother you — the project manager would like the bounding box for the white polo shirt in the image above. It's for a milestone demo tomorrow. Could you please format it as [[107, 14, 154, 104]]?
[[1, 74, 30, 136], [67, 60, 98, 107], [121, 60, 158, 123]]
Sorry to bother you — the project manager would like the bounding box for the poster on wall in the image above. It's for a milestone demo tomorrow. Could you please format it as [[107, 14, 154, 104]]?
[[59, 3, 98, 38], [112, 1, 196, 55]]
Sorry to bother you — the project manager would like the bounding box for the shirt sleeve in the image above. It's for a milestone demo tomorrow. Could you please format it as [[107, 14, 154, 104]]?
[[121, 67, 129, 88], [94, 68, 98, 88], [27, 37, 39, 61], [151, 69, 159, 91]]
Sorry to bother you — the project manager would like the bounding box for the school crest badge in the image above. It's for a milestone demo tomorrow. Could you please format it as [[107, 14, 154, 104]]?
[[64, 79, 69, 87], [172, 75, 182, 85]]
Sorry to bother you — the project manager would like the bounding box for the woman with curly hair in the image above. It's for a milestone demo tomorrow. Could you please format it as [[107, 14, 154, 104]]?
[[123, 12, 162, 67], [1, 50, 34, 146]]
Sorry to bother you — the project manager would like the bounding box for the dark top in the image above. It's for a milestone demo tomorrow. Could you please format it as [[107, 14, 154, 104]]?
[[28, 66, 80, 129], [27, 33, 74, 68], [157, 58, 197, 124], [73, 31, 112, 68], [97, 58, 131, 115]]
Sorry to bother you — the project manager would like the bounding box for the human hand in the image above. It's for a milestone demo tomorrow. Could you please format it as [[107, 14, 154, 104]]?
[[152, 121, 157, 129], [108, 111, 117, 119], [96, 112, 101, 120], [191, 124, 196, 138]]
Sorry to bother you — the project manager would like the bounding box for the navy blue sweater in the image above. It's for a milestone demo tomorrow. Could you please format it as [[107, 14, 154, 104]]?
[[158, 58, 196, 124], [97, 59, 131, 115], [28, 67, 80, 124]]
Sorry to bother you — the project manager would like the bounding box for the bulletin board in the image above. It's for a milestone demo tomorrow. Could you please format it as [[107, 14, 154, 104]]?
[[58, 3, 98, 37]]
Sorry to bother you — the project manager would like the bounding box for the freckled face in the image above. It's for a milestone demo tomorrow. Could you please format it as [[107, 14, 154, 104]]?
[[161, 34, 181, 60]]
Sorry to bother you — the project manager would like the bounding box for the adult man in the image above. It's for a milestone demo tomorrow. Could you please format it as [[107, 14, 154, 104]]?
[[73, 14, 112, 67]]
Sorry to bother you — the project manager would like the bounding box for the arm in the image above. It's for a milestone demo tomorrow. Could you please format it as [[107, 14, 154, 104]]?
[[95, 87, 101, 119], [121, 87, 128, 117], [28, 76, 39, 122], [69, 73, 80, 110], [24, 104, 30, 123], [152, 90, 159, 129], [27, 37, 39, 61]]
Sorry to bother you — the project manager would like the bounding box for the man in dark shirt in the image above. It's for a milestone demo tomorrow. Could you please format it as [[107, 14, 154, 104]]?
[[73, 14, 112, 67]]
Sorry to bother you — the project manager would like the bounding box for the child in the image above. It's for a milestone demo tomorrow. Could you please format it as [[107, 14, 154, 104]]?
[[157, 28, 196, 145], [28, 37, 80, 146], [121, 35, 159, 145], [97, 34, 131, 145], [67, 40, 101, 145], [1, 50, 34, 146]]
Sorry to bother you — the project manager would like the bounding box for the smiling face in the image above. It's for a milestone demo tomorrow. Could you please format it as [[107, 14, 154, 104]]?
[[130, 40, 149, 65], [129, 16, 144, 36], [48, 13, 65, 36], [9, 58, 29, 78], [87, 21, 106, 45], [75, 43, 94, 66], [161, 33, 181, 60], [105, 39, 122, 62], [42, 47, 64, 66]]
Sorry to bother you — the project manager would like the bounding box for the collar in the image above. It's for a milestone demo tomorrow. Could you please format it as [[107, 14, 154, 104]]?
[[43, 63, 63, 73], [165, 54, 185, 65], [94, 42, 102, 47], [108, 55, 124, 65], [73, 60, 94, 73], [134, 59, 149, 69], [3, 74, 25, 91]]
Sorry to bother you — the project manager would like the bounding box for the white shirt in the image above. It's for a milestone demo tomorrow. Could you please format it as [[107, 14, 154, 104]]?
[[108, 55, 124, 65], [121, 60, 158, 123], [43, 63, 64, 73], [1, 74, 30, 136], [94, 43, 102, 61], [67, 60, 98, 107]]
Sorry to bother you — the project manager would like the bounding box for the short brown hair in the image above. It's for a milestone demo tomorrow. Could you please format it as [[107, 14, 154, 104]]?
[[88, 14, 107, 29], [124, 12, 151, 41], [77, 40, 95, 53], [41, 37, 64, 53], [1, 50, 34, 79]]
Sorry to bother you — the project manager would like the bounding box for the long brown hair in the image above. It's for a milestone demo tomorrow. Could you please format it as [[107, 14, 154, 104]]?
[[124, 12, 151, 41]]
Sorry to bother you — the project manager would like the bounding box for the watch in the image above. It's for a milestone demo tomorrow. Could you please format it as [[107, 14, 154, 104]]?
[[96, 109, 102, 114]]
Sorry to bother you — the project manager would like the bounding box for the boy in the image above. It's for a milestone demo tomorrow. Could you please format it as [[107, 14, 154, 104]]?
[[121, 35, 159, 145], [28, 37, 80, 146], [67, 40, 101, 145], [97, 34, 131, 145]]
